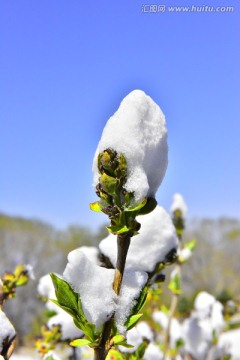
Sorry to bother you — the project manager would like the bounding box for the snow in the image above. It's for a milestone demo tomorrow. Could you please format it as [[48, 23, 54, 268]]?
[[193, 291, 225, 337], [178, 247, 192, 262], [0, 310, 16, 353], [136, 321, 153, 341], [43, 352, 61, 360], [24, 264, 35, 279], [153, 311, 182, 346], [37, 274, 61, 313], [217, 329, 240, 360], [93, 90, 168, 203], [182, 318, 209, 360], [77, 346, 94, 359], [99, 206, 178, 273], [63, 249, 148, 332], [170, 193, 188, 218], [48, 312, 83, 340], [194, 291, 216, 316], [119, 327, 143, 353], [63, 249, 116, 329], [143, 343, 163, 360], [77, 246, 100, 265], [179, 292, 225, 359], [115, 270, 148, 334], [9, 355, 33, 360], [37, 273, 55, 299]]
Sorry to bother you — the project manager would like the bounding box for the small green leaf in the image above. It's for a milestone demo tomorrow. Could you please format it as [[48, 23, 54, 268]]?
[[70, 338, 92, 347], [119, 342, 134, 349], [161, 305, 169, 314], [83, 322, 98, 343], [50, 299, 77, 320], [106, 225, 130, 235], [137, 197, 157, 216], [89, 201, 102, 212], [133, 285, 148, 314], [126, 198, 147, 212], [16, 274, 29, 287], [168, 273, 182, 295], [108, 349, 125, 360], [99, 173, 118, 196], [126, 314, 143, 331], [50, 274, 79, 313], [112, 335, 125, 345], [175, 338, 184, 348], [50, 274, 88, 330], [185, 239, 197, 251]]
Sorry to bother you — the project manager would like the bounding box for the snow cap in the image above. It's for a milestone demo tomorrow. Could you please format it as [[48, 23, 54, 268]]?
[[99, 206, 178, 273], [0, 310, 16, 353], [63, 249, 116, 329], [48, 312, 83, 340], [170, 193, 188, 218], [93, 90, 168, 203], [63, 248, 148, 332], [115, 270, 148, 334]]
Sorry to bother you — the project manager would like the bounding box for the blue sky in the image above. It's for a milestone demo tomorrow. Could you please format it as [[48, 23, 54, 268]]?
[[1, 0, 239, 230]]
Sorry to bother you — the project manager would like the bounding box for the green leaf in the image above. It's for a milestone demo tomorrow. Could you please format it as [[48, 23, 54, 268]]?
[[108, 349, 125, 360], [50, 299, 76, 318], [137, 197, 157, 216], [50, 274, 79, 312], [185, 239, 197, 251], [126, 314, 143, 331], [106, 225, 130, 235], [119, 342, 134, 349], [168, 273, 182, 295], [126, 198, 147, 212], [89, 201, 102, 212], [135, 339, 149, 358], [112, 335, 125, 345], [70, 338, 92, 347], [50, 274, 88, 328], [99, 173, 118, 196], [175, 338, 184, 348], [15, 274, 29, 287], [161, 305, 169, 314], [83, 322, 99, 343], [133, 285, 148, 314]]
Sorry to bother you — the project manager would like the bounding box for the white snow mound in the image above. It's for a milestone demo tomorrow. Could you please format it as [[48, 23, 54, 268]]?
[[99, 206, 178, 272], [93, 90, 168, 203]]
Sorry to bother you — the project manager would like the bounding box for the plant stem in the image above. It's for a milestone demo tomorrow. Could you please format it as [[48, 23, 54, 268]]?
[[94, 234, 131, 360], [113, 234, 131, 295], [163, 264, 181, 360]]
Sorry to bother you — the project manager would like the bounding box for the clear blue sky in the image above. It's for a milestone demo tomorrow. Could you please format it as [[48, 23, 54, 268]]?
[[1, 0, 239, 230]]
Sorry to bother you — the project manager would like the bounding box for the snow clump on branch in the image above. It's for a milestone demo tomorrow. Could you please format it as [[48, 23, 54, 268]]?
[[170, 193, 188, 218], [93, 89, 168, 203], [99, 206, 178, 273], [63, 249, 148, 332]]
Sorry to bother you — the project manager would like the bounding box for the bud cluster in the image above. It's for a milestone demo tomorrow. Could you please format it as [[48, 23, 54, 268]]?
[[172, 209, 185, 238], [0, 265, 31, 303], [93, 148, 140, 236]]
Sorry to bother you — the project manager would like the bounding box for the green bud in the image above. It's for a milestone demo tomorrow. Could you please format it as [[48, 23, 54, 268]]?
[[98, 148, 119, 177], [172, 209, 185, 237], [99, 173, 118, 196]]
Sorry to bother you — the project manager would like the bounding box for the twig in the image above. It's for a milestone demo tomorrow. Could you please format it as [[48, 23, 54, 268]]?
[[94, 234, 131, 360], [163, 263, 181, 360]]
